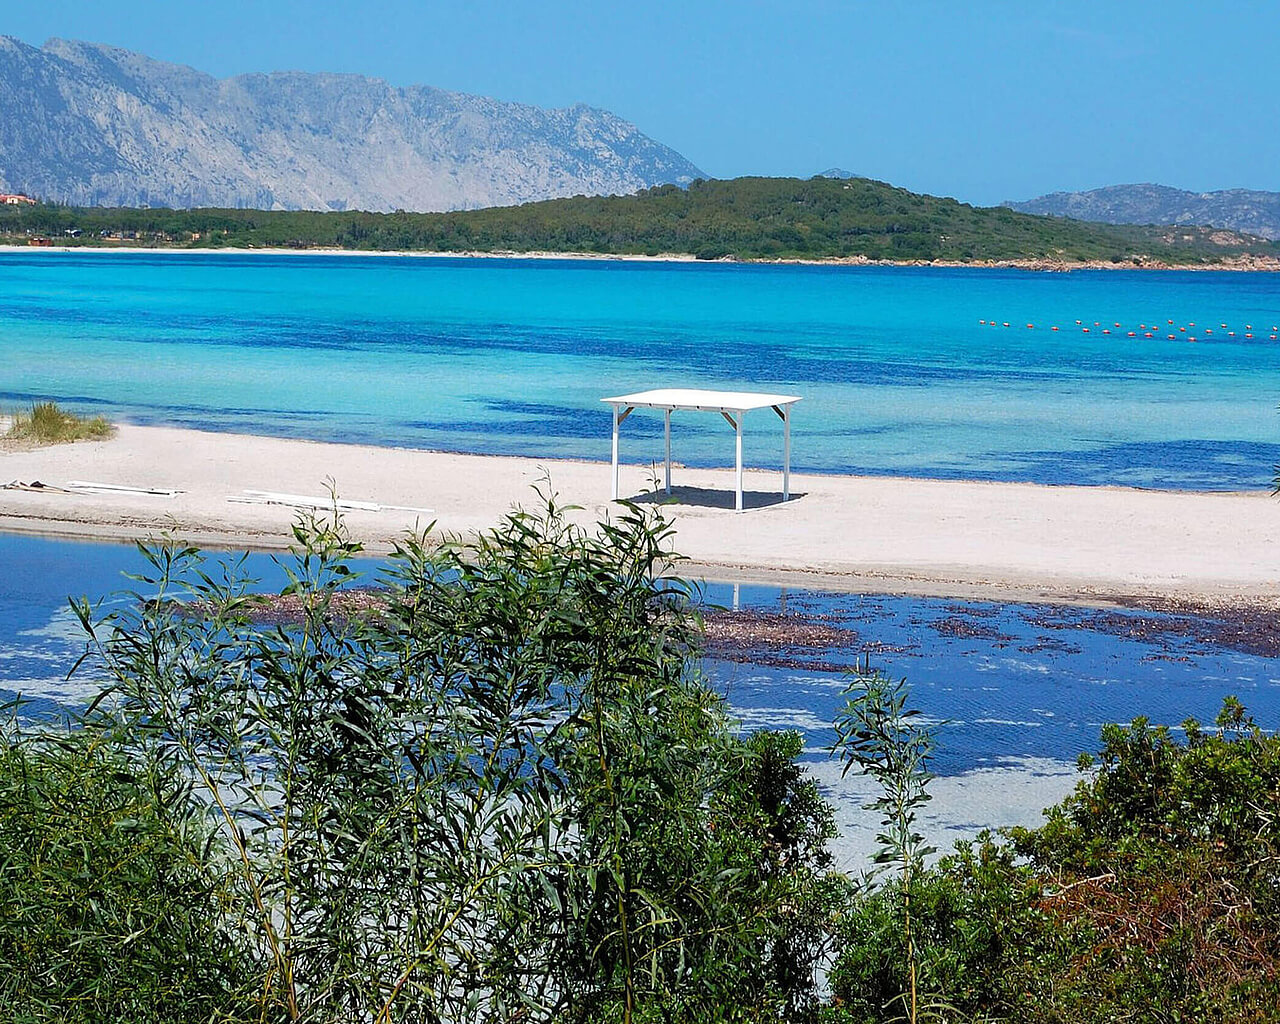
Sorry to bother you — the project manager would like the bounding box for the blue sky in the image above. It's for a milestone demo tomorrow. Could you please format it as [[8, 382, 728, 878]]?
[[6, 1, 1278, 205]]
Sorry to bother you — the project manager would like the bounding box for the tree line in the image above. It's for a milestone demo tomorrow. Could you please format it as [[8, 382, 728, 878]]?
[[3, 176, 1276, 264]]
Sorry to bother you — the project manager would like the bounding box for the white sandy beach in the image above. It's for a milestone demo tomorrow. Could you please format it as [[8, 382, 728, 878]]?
[[4, 243, 1278, 272], [3, 423, 1279, 605]]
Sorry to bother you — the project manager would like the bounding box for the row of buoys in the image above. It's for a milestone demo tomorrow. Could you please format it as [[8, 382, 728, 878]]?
[[977, 318, 1279, 342]]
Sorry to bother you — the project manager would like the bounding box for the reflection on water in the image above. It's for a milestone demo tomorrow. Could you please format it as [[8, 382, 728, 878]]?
[[4, 534, 1276, 865]]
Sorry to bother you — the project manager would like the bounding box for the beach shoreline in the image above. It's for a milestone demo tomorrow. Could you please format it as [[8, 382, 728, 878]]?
[[3, 423, 1279, 609], [2, 243, 1277, 273]]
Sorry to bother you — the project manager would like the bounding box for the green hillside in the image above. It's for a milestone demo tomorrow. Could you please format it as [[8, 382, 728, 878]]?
[[4, 176, 1278, 264]]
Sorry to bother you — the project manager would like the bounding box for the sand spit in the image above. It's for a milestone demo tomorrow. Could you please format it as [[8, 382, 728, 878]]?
[[2, 424, 1279, 607]]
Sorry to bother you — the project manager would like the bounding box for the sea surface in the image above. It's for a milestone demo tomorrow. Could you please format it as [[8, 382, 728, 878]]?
[[3, 251, 1280, 489], [5, 533, 1276, 865]]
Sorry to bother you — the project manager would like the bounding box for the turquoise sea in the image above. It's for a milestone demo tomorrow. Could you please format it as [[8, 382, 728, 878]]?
[[3, 251, 1280, 488]]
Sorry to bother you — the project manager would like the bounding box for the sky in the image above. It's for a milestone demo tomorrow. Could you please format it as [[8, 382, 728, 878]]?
[[5, 1, 1279, 206]]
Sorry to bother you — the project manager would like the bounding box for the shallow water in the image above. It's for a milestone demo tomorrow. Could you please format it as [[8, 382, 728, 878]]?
[[3, 252, 1280, 488], [699, 582, 1280, 774], [4, 533, 1276, 864]]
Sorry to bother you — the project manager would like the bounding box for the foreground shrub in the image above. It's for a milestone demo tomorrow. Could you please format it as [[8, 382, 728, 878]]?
[[47, 494, 840, 1023], [829, 699, 1280, 1023], [0, 727, 248, 1023]]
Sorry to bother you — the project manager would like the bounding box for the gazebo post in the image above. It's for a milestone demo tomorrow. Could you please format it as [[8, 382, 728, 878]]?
[[610, 404, 620, 501], [734, 412, 744, 512], [783, 405, 791, 501], [664, 408, 671, 494]]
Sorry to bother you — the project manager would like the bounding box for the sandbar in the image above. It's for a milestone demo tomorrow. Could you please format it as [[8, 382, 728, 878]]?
[[2, 423, 1279, 607]]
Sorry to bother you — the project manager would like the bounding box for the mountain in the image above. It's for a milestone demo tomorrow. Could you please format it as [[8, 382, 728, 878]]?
[[815, 168, 861, 179], [8, 176, 1278, 267], [1004, 184, 1280, 241], [0, 36, 705, 212]]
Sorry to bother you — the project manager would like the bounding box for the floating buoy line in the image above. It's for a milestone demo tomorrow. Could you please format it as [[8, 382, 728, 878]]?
[[975, 317, 1280, 342]]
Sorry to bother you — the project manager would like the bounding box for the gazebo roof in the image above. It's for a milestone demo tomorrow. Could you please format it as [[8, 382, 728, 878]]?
[[601, 388, 803, 412]]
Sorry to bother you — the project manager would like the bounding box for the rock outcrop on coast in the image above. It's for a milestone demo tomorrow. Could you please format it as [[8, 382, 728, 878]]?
[[1005, 183, 1280, 241], [0, 36, 705, 212]]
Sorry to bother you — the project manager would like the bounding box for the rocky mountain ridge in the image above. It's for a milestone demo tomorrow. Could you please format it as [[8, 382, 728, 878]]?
[[1004, 183, 1280, 241], [0, 36, 704, 211]]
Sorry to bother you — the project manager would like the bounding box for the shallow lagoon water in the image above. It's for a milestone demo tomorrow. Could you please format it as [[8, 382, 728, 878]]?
[[3, 252, 1280, 488], [5, 532, 1276, 865], [700, 582, 1280, 775]]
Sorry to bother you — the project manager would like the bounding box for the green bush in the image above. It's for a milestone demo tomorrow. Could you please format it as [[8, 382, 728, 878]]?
[[828, 699, 1280, 1023], [46, 494, 842, 1023], [0, 727, 248, 1023]]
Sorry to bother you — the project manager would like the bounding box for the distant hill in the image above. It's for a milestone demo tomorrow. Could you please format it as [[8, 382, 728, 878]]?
[[816, 168, 861, 179], [6, 176, 1278, 266], [0, 36, 704, 212], [1004, 184, 1280, 241]]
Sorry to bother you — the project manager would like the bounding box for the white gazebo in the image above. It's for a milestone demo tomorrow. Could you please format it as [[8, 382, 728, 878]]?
[[601, 388, 802, 512]]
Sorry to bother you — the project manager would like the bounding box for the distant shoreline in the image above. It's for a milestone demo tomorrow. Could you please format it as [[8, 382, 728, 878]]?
[[2, 243, 1277, 272]]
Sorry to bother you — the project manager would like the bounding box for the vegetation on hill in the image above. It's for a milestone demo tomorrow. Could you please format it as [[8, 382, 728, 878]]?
[[4, 176, 1279, 265], [1, 500, 1277, 1021]]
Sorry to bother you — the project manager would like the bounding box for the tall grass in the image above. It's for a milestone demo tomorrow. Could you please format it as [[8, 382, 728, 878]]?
[[5, 401, 112, 443]]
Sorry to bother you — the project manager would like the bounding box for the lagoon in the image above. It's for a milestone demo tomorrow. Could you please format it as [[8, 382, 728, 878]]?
[[6, 531, 1277, 864]]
